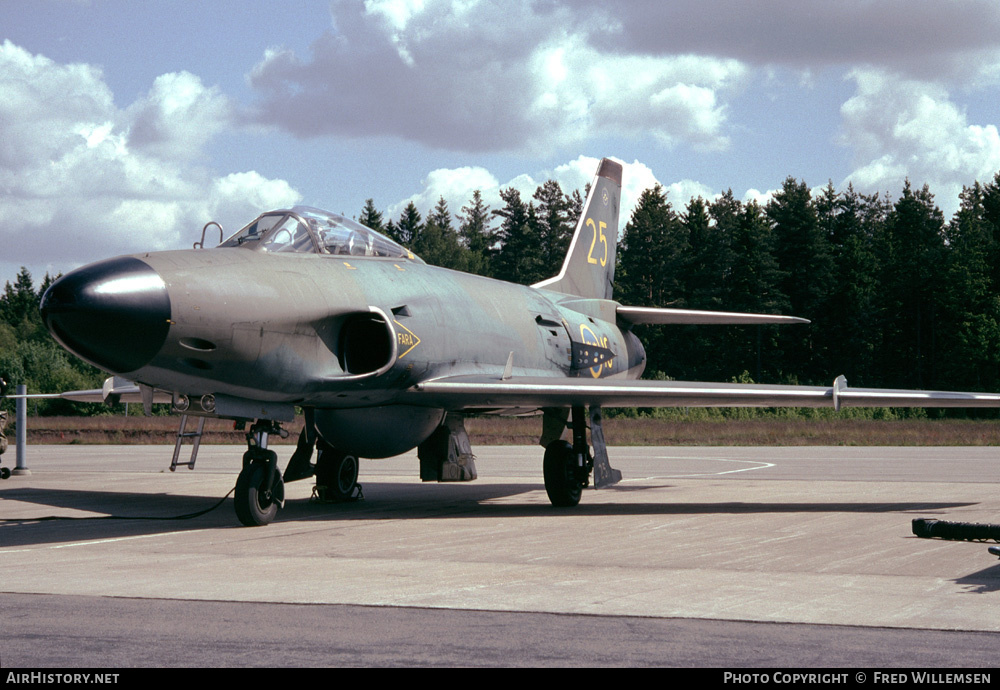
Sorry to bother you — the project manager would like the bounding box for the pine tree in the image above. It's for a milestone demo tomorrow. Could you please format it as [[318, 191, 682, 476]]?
[[617, 185, 685, 306], [533, 180, 574, 278], [395, 202, 423, 248], [566, 188, 585, 232], [875, 181, 947, 389], [491, 188, 543, 284], [459, 190, 492, 277], [725, 201, 789, 380], [358, 198, 384, 232], [683, 195, 731, 311], [938, 183, 1000, 392], [383, 219, 401, 245], [981, 171, 1000, 292], [767, 177, 833, 382], [819, 185, 881, 386], [671, 196, 734, 380], [615, 185, 687, 376], [0, 267, 42, 338], [414, 197, 469, 271]]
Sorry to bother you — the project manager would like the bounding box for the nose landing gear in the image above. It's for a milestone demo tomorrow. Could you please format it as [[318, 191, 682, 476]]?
[[234, 420, 287, 526]]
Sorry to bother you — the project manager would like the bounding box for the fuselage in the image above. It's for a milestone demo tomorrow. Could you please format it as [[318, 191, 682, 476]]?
[[46, 247, 646, 401], [39, 202, 644, 456]]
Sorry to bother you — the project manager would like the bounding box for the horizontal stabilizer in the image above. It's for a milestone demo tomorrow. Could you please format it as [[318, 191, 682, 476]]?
[[617, 306, 809, 326], [3, 377, 172, 405]]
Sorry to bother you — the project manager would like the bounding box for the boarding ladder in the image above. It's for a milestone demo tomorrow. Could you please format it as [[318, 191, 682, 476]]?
[[170, 414, 205, 471]]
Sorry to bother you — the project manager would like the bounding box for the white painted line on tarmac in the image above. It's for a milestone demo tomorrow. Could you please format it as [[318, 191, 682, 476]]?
[[624, 457, 775, 480], [0, 529, 203, 553]]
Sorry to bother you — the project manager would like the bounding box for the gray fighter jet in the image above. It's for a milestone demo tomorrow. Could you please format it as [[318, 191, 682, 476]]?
[[21, 158, 1000, 525]]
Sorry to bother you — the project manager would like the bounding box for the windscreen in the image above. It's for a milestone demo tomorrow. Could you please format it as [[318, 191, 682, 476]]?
[[219, 206, 419, 261]]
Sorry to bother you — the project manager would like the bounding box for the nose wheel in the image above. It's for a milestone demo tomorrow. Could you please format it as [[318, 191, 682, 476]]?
[[235, 453, 284, 526], [234, 420, 286, 526]]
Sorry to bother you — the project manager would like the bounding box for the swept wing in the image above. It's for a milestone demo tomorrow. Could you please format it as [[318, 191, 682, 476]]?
[[616, 305, 810, 326], [408, 374, 1000, 411]]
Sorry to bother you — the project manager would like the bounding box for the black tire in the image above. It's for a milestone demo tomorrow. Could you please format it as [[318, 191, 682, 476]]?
[[543, 440, 582, 507], [235, 461, 282, 526], [315, 448, 360, 502]]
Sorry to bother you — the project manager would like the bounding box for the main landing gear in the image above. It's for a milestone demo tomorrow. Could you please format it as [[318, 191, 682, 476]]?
[[542, 405, 622, 508], [281, 409, 361, 502], [543, 439, 585, 506], [313, 439, 361, 503]]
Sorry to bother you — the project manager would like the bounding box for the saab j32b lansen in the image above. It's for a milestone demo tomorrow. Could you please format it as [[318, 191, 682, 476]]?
[[20, 158, 1000, 525]]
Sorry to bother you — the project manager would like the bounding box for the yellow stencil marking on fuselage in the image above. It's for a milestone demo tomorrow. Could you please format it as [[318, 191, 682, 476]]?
[[394, 319, 421, 358]]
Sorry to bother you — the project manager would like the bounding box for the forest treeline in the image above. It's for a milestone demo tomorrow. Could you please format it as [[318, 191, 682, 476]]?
[[4, 169, 1000, 416]]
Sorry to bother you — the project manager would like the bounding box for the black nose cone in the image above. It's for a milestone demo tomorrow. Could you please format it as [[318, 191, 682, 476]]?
[[41, 257, 171, 374]]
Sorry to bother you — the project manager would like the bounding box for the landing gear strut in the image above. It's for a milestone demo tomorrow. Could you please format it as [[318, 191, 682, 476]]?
[[234, 420, 286, 526]]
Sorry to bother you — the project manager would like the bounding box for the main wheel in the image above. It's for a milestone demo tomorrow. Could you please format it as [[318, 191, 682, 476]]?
[[315, 448, 359, 502], [235, 460, 283, 526], [543, 440, 583, 507]]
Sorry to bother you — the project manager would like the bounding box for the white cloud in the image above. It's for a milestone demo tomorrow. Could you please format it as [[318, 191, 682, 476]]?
[[840, 69, 1000, 217], [0, 40, 115, 169], [387, 166, 498, 222], [0, 41, 300, 279], [126, 71, 232, 160], [546, 156, 716, 223], [743, 188, 779, 208], [586, 1, 1000, 86], [666, 179, 717, 208], [387, 155, 709, 235], [365, 0, 428, 32], [248, 1, 747, 153]]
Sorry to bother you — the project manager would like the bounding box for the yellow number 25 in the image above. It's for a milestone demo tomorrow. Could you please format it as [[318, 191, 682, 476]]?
[[586, 217, 607, 267]]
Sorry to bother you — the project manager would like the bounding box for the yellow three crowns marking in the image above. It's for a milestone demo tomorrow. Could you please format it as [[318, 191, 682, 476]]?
[[579, 324, 613, 378]]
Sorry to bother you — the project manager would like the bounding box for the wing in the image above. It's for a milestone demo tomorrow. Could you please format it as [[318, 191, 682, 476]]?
[[616, 305, 810, 326], [406, 374, 1000, 411]]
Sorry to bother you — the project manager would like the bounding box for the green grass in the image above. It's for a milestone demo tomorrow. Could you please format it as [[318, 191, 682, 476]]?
[[11, 414, 1000, 446]]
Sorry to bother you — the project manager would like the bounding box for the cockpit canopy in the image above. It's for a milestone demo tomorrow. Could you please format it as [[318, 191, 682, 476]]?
[[219, 206, 421, 262]]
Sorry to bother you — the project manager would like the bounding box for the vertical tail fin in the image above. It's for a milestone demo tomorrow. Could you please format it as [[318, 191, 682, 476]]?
[[533, 157, 622, 300]]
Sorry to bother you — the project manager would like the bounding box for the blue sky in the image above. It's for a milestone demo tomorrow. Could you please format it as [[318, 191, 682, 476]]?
[[2, 0, 1000, 285]]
